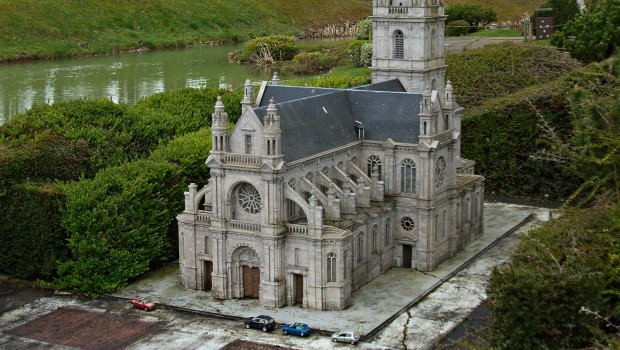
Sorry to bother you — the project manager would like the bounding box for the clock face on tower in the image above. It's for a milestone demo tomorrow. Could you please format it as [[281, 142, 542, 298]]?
[[434, 156, 446, 188]]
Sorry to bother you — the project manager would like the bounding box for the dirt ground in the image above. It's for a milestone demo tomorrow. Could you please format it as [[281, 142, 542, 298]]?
[[7, 307, 164, 350]]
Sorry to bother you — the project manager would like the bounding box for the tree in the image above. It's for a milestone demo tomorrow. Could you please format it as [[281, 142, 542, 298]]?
[[551, 0, 620, 63], [540, 0, 581, 28], [445, 4, 497, 33]]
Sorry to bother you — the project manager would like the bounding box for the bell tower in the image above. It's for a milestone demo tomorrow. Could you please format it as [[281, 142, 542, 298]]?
[[371, 0, 447, 95]]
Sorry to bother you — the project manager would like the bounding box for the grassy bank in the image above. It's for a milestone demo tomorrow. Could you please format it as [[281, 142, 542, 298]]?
[[1, 0, 542, 63], [0, 0, 370, 63]]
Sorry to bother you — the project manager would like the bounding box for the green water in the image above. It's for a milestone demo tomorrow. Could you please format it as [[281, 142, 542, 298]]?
[[0, 44, 286, 124]]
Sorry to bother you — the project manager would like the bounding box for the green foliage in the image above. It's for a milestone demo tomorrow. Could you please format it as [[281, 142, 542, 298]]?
[[461, 90, 581, 200], [445, 4, 497, 33], [149, 128, 213, 188], [347, 40, 372, 68], [0, 135, 96, 188], [0, 183, 69, 279], [540, 0, 581, 28], [356, 18, 372, 40], [237, 35, 298, 63], [446, 42, 581, 108], [0, 87, 240, 288], [446, 20, 471, 37], [285, 52, 330, 74], [57, 160, 181, 296], [551, 0, 620, 63], [285, 65, 371, 88], [0, 0, 305, 62], [542, 56, 620, 204], [487, 199, 620, 348]]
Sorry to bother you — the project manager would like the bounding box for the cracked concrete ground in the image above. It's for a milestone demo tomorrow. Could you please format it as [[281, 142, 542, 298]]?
[[0, 202, 550, 350]]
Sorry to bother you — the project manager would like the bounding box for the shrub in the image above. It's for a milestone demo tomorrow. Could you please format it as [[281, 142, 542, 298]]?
[[446, 42, 581, 108], [487, 199, 620, 348], [445, 4, 497, 33], [57, 160, 181, 296], [446, 20, 470, 37], [539, 0, 581, 29], [0, 183, 69, 279], [149, 128, 213, 188], [551, 0, 620, 63], [356, 18, 372, 40], [348, 40, 372, 68], [288, 52, 332, 74], [0, 135, 96, 188], [237, 35, 298, 64]]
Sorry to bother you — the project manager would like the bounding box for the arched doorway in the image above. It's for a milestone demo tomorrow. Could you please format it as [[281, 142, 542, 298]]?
[[232, 247, 261, 298]]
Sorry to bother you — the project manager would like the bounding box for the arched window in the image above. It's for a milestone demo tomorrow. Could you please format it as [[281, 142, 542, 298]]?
[[394, 30, 404, 59], [327, 252, 337, 282], [401, 158, 416, 193], [371, 225, 379, 253], [367, 155, 382, 180], [385, 219, 391, 246], [357, 232, 365, 261]]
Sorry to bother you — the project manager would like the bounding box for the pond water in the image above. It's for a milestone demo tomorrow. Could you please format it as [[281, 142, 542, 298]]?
[[0, 44, 292, 125]]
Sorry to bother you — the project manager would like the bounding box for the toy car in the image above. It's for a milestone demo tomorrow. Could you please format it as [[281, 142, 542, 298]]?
[[244, 315, 276, 332], [282, 322, 312, 337], [331, 330, 360, 344], [130, 296, 156, 311]]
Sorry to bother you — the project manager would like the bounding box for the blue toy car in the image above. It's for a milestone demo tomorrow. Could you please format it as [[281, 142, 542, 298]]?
[[282, 322, 313, 337]]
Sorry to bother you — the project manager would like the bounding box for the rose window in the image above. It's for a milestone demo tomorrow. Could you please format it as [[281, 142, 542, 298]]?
[[237, 183, 262, 214], [401, 217, 415, 231]]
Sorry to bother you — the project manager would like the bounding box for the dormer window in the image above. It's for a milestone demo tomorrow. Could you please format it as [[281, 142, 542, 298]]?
[[355, 120, 365, 139]]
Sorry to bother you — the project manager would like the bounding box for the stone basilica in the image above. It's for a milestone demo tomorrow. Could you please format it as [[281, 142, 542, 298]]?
[[177, 0, 484, 310]]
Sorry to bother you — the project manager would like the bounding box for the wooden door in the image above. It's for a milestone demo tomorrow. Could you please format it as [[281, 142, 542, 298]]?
[[294, 274, 303, 306], [204, 261, 213, 290], [402, 244, 412, 268], [242, 266, 260, 298]]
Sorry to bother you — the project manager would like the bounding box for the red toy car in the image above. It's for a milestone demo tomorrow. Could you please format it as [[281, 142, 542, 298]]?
[[130, 296, 156, 311]]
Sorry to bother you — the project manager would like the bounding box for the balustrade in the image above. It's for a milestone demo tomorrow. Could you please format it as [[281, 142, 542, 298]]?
[[229, 220, 262, 232], [222, 154, 262, 167], [286, 224, 308, 235]]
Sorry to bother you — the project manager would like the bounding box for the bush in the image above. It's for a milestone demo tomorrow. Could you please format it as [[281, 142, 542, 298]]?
[[446, 20, 470, 37], [57, 160, 181, 296], [487, 199, 620, 348], [287, 52, 332, 74], [446, 42, 581, 108], [0, 183, 69, 279], [348, 40, 372, 68], [149, 128, 213, 188], [356, 18, 372, 40], [445, 4, 497, 33], [551, 0, 620, 63], [0, 135, 96, 188], [237, 35, 298, 64]]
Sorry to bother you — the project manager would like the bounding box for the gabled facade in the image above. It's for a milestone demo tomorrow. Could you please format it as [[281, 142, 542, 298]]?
[[177, 0, 484, 310]]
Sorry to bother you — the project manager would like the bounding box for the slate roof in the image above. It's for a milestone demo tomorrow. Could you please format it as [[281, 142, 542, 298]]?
[[254, 80, 422, 162]]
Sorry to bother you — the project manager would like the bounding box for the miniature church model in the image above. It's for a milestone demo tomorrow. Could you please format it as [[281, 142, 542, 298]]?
[[177, 0, 484, 310]]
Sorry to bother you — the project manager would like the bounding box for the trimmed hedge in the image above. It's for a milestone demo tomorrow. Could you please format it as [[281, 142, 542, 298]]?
[[0, 183, 69, 279], [0, 88, 239, 286]]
